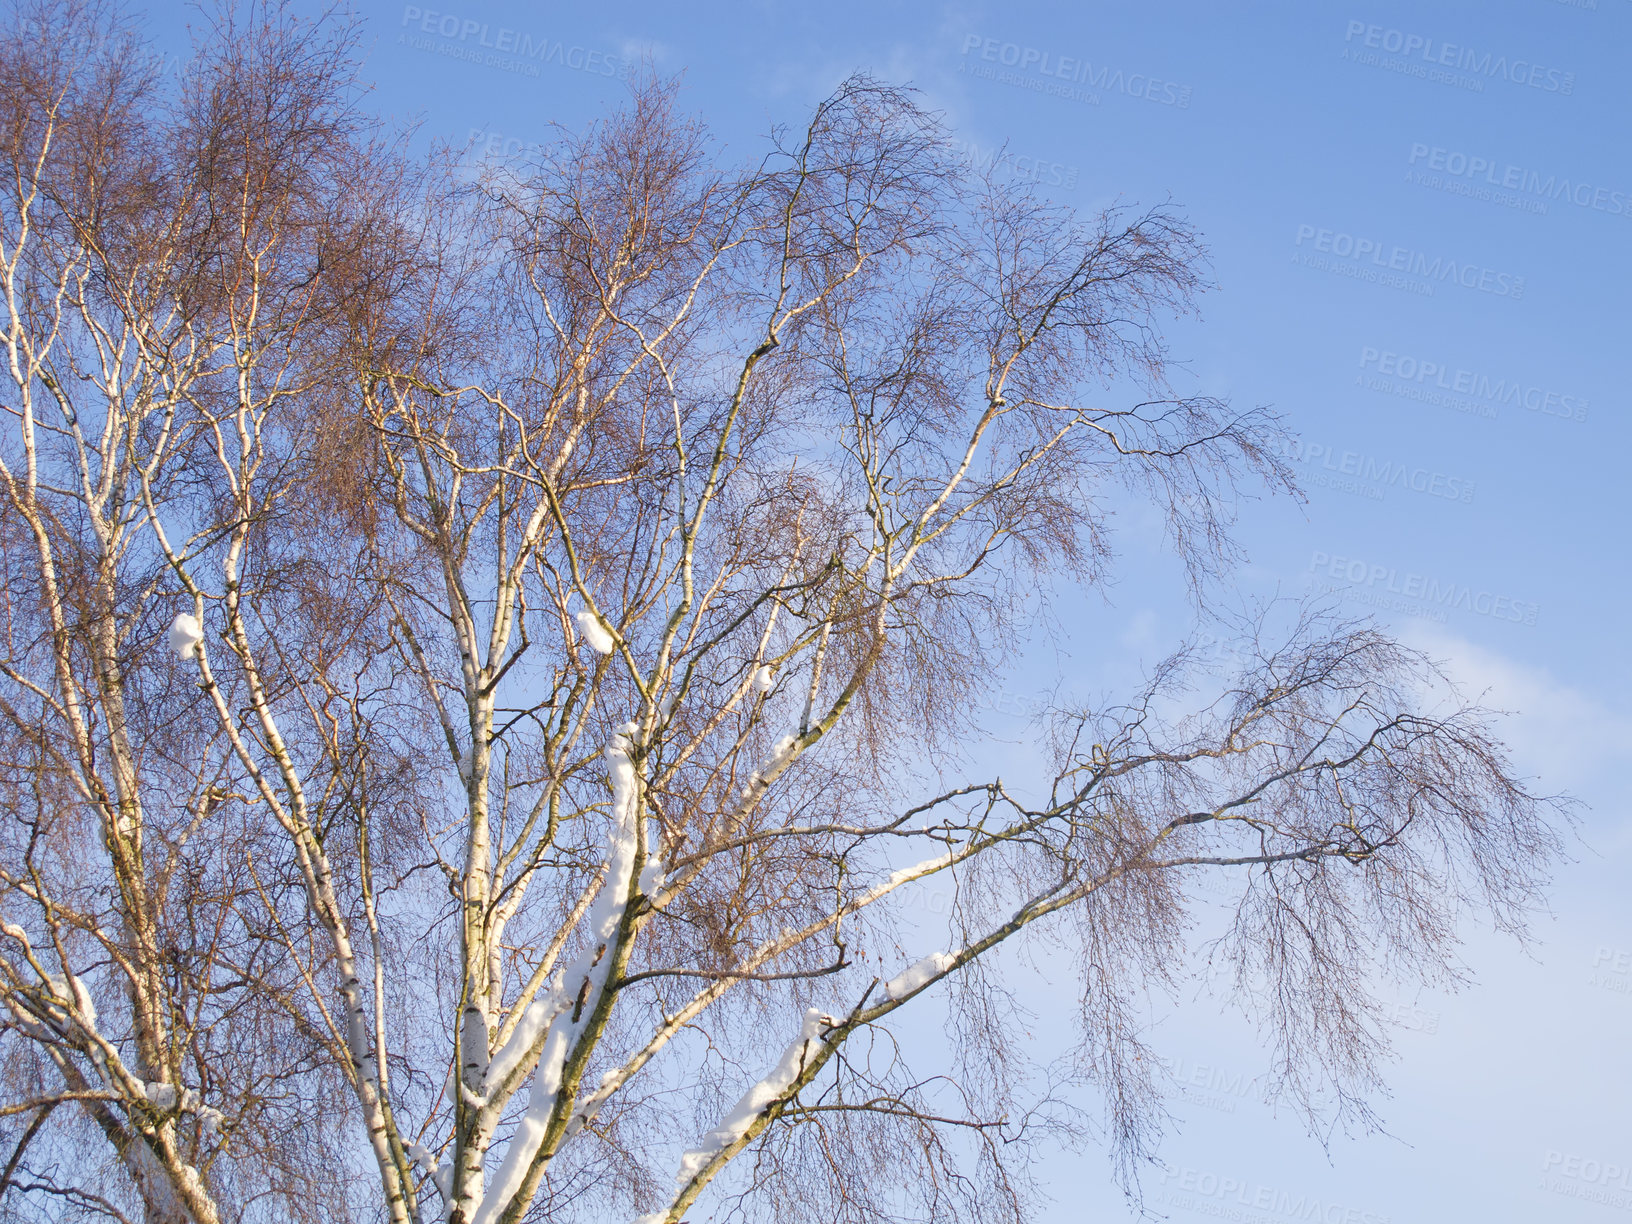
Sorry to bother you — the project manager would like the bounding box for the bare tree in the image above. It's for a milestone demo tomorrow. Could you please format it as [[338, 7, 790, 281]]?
[[0, 6, 1565, 1224]]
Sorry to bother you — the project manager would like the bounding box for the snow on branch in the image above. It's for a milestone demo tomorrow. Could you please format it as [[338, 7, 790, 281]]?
[[734, 734, 800, 808], [574, 610, 616, 654], [674, 1007, 835, 1183], [882, 952, 957, 1001], [473, 724, 644, 1224], [143, 1083, 228, 1137], [167, 612, 203, 659], [405, 1142, 452, 1205], [850, 850, 961, 908], [44, 972, 98, 1027], [638, 859, 666, 897]]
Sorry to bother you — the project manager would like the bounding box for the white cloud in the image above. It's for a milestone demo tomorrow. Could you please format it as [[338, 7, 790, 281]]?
[[1400, 624, 1632, 851]]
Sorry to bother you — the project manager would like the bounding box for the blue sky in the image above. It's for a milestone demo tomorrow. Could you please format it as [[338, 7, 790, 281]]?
[[159, 1, 1629, 1217]]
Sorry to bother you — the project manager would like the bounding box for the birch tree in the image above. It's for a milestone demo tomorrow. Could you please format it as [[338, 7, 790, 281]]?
[[0, 5, 1564, 1223]]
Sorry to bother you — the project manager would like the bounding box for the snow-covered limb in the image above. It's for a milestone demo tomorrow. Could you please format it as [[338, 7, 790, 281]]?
[[481, 980, 568, 1098], [406, 1143, 453, 1205], [44, 971, 98, 1026], [751, 664, 775, 692], [124, 1139, 216, 1224], [741, 734, 799, 798], [626, 843, 977, 1096], [674, 1007, 834, 1183], [459, 1078, 490, 1112], [481, 725, 646, 1096], [852, 849, 961, 908], [487, 873, 606, 1069], [574, 610, 616, 654], [142, 1083, 228, 1135], [622, 1006, 839, 1224], [471, 725, 644, 1224], [638, 858, 666, 897], [883, 951, 958, 1001]]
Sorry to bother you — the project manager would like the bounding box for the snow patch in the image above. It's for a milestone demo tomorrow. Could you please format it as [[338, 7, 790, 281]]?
[[406, 1142, 452, 1203], [740, 734, 801, 804], [473, 724, 644, 1224], [638, 859, 666, 897], [883, 951, 957, 1001], [574, 610, 616, 655], [675, 1008, 834, 1183], [44, 973, 96, 1025], [142, 1083, 225, 1135], [856, 850, 960, 906], [168, 613, 203, 659], [751, 665, 775, 692], [482, 979, 567, 1096], [183, 1090, 226, 1136]]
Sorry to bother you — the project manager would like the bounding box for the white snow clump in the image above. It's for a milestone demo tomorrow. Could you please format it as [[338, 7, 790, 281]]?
[[574, 610, 616, 654], [168, 613, 203, 659], [675, 1008, 834, 1182], [638, 859, 666, 897], [883, 951, 957, 1001]]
